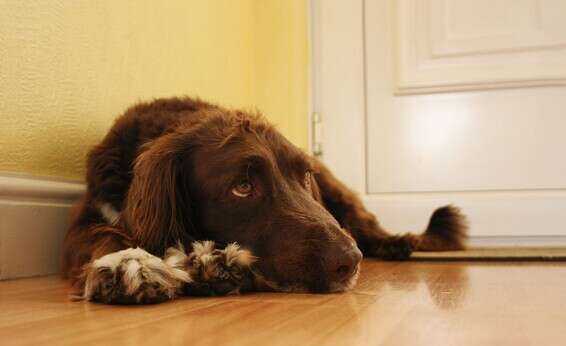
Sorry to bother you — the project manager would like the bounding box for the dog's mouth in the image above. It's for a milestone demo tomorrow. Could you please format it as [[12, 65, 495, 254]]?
[[249, 263, 361, 294]]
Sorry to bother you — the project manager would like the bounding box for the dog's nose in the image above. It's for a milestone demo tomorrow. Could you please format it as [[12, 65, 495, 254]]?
[[325, 244, 363, 283]]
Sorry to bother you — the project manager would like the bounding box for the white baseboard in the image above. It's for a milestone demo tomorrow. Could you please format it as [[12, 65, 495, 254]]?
[[0, 173, 85, 280]]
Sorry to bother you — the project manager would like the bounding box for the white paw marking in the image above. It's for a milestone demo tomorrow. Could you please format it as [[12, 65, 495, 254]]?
[[82, 247, 190, 304]]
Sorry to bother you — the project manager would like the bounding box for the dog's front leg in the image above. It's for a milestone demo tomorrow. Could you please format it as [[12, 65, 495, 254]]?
[[79, 241, 255, 304]]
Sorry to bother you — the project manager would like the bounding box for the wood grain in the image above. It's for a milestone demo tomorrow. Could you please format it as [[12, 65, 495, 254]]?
[[1, 260, 565, 345]]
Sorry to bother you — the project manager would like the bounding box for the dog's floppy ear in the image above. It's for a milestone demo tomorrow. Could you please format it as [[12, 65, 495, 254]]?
[[125, 130, 195, 255]]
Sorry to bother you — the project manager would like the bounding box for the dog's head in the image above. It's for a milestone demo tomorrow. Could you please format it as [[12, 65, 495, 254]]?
[[125, 109, 362, 292]]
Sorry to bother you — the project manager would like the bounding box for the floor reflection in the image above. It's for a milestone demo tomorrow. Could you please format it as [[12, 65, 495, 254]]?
[[356, 261, 470, 310]]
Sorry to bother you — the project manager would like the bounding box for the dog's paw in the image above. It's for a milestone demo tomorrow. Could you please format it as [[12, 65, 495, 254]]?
[[172, 241, 256, 296], [81, 247, 191, 304], [371, 236, 413, 260]]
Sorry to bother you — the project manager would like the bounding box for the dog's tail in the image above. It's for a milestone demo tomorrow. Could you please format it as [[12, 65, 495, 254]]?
[[410, 205, 468, 251]]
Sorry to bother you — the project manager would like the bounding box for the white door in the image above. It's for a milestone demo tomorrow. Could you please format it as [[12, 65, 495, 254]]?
[[311, 0, 566, 246]]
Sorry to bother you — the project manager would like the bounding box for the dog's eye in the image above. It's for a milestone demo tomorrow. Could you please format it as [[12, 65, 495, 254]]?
[[232, 180, 253, 197], [304, 171, 312, 190]]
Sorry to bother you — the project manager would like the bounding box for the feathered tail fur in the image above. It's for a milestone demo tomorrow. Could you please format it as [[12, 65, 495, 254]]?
[[411, 205, 468, 251]]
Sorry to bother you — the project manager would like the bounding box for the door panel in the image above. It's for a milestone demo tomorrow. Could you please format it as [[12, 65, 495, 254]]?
[[396, 0, 566, 94], [367, 88, 566, 193]]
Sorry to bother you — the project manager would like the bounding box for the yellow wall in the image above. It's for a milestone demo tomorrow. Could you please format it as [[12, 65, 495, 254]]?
[[0, 0, 308, 180], [253, 0, 308, 151]]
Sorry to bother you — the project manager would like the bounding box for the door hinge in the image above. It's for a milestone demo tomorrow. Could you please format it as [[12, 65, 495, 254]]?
[[312, 112, 323, 157]]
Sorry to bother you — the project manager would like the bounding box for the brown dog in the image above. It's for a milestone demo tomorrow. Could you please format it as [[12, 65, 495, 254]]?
[[62, 97, 467, 304]]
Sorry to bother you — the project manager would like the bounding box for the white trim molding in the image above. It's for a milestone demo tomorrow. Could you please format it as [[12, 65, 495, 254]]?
[[309, 0, 367, 194], [0, 173, 85, 280], [0, 173, 85, 202]]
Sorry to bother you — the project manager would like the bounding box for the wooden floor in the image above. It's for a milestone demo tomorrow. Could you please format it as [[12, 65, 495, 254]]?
[[1, 260, 565, 346]]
